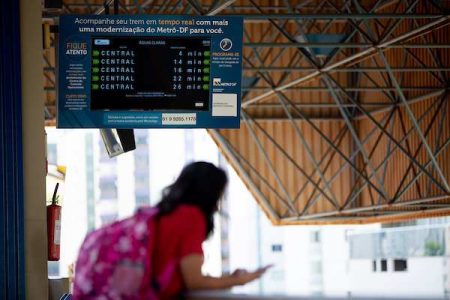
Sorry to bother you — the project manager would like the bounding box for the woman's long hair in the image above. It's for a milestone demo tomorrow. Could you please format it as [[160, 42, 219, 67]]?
[[156, 162, 228, 237]]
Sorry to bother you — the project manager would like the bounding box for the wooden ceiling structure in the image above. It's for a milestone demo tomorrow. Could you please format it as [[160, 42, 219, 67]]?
[[43, 0, 450, 225]]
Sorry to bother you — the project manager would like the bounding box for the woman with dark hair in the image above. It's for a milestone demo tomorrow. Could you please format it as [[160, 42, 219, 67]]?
[[153, 161, 269, 299], [73, 161, 269, 299]]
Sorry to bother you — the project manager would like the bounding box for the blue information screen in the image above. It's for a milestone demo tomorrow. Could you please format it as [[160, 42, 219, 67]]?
[[57, 15, 243, 128]]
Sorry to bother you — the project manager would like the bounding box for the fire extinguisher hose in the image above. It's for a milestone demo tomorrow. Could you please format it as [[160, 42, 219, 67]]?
[[52, 182, 59, 205]]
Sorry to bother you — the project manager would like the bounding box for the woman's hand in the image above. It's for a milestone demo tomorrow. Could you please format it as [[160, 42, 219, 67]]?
[[230, 265, 273, 286], [230, 269, 262, 286], [181, 254, 273, 290]]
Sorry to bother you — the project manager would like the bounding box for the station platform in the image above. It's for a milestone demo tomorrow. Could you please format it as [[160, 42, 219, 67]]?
[[187, 290, 446, 300]]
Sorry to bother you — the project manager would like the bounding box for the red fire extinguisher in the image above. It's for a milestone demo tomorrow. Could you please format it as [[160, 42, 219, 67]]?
[[45, 130, 48, 175], [47, 183, 62, 261]]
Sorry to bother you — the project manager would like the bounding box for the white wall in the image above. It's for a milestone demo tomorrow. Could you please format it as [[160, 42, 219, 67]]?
[[117, 151, 136, 218], [349, 257, 446, 298], [192, 129, 220, 164], [148, 129, 186, 205], [282, 227, 312, 296], [259, 216, 284, 294], [57, 131, 89, 276], [227, 166, 261, 294], [282, 226, 351, 297], [202, 215, 223, 277], [321, 227, 350, 297]]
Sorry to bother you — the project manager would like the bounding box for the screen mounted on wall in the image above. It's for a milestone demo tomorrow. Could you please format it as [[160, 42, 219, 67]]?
[[57, 15, 243, 129]]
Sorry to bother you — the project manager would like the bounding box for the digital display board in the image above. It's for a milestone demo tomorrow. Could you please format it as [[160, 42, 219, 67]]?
[[91, 37, 211, 111], [58, 15, 243, 128]]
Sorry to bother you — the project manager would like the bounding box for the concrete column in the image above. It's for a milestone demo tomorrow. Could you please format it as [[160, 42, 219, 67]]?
[[20, 0, 48, 299]]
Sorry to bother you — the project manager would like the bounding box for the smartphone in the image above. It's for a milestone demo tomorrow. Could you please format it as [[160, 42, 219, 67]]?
[[256, 264, 273, 274]]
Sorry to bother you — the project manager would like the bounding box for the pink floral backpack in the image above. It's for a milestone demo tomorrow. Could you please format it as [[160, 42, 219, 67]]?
[[72, 207, 175, 299]]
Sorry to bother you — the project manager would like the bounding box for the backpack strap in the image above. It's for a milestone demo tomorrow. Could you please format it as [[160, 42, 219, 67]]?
[[153, 260, 177, 292], [139, 208, 160, 299]]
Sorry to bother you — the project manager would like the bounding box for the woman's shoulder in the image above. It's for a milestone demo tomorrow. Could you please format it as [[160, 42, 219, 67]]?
[[172, 204, 204, 218], [159, 205, 206, 232]]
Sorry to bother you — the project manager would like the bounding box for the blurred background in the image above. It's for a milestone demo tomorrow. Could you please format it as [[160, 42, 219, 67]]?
[[46, 128, 450, 299]]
